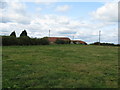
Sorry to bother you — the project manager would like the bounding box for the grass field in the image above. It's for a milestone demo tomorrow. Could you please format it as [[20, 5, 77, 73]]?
[[2, 45, 118, 88]]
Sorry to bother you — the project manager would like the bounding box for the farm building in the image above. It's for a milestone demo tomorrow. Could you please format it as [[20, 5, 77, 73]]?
[[47, 37, 71, 44], [71, 40, 87, 45], [47, 37, 87, 45]]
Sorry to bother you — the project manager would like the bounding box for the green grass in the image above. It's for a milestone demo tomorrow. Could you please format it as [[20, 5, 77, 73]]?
[[2, 45, 118, 88]]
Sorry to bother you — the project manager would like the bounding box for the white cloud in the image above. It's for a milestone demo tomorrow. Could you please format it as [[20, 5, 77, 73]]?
[[0, 1, 118, 44], [89, 2, 118, 43], [55, 5, 70, 12], [0, 1, 31, 24], [36, 7, 42, 12], [1, 13, 118, 44], [91, 2, 118, 22]]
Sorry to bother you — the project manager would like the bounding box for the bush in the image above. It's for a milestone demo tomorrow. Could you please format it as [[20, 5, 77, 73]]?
[[90, 42, 118, 46], [2, 36, 49, 46], [30, 38, 39, 45], [17, 36, 31, 45], [55, 39, 64, 44], [40, 37, 49, 45], [2, 36, 18, 46], [55, 39, 70, 44]]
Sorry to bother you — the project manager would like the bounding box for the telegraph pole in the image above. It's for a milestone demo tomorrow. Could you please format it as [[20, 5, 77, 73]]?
[[99, 30, 101, 45], [73, 36, 74, 40], [49, 29, 50, 37]]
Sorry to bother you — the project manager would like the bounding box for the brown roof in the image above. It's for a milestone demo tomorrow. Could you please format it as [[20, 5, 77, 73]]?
[[47, 37, 70, 42], [47, 37, 87, 44], [71, 40, 87, 44]]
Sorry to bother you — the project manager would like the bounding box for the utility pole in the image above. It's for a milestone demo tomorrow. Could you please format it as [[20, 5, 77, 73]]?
[[99, 30, 101, 45], [73, 36, 74, 40], [49, 29, 50, 37]]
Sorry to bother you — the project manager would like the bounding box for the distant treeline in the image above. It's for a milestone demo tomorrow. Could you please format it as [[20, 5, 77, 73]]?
[[90, 42, 120, 46], [1, 30, 70, 46], [1, 30, 120, 46], [2, 30, 49, 46], [2, 36, 49, 46]]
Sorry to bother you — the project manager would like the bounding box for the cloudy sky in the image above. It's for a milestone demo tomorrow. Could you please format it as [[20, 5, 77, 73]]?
[[0, 0, 119, 44]]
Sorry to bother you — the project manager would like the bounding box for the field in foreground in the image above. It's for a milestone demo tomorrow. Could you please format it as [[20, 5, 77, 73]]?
[[2, 45, 118, 88]]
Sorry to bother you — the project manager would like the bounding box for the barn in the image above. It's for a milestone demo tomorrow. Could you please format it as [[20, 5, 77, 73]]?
[[46, 37, 87, 45], [47, 37, 71, 44]]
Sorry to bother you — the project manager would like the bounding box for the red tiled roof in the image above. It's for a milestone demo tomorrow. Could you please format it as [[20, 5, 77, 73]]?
[[71, 40, 87, 44], [47, 37, 87, 44], [47, 37, 70, 42]]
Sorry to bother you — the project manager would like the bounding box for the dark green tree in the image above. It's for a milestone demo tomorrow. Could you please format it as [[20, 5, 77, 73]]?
[[55, 39, 65, 44], [40, 37, 49, 45], [17, 36, 31, 45], [10, 31, 16, 37], [20, 30, 27, 37], [2, 36, 18, 46]]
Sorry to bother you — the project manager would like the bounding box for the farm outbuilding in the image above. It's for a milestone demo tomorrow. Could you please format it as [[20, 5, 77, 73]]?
[[46, 37, 87, 45], [47, 37, 71, 44], [71, 40, 87, 45]]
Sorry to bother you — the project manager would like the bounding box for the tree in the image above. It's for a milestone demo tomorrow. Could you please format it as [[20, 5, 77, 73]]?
[[17, 36, 31, 45], [55, 39, 65, 44], [20, 30, 27, 37], [2, 36, 18, 46], [40, 37, 49, 45], [10, 31, 16, 37]]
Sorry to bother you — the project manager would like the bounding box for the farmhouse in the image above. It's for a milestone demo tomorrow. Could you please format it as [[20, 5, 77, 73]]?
[[71, 40, 87, 45], [47, 37, 71, 44], [47, 37, 87, 45]]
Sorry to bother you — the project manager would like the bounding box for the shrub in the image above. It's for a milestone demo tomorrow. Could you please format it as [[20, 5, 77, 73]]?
[[17, 36, 31, 45], [55, 39, 70, 44], [90, 42, 117, 46], [2, 36, 18, 46], [2, 36, 50, 46], [40, 37, 49, 45]]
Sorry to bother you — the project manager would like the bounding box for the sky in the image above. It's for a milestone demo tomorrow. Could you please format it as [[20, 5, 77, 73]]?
[[0, 0, 119, 44]]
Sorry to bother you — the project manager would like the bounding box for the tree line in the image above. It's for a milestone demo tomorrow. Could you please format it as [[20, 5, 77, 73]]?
[[1, 30, 119, 46], [90, 42, 120, 46], [2, 30, 49, 46]]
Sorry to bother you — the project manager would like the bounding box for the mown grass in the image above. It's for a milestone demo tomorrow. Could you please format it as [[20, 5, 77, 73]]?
[[2, 45, 118, 88]]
